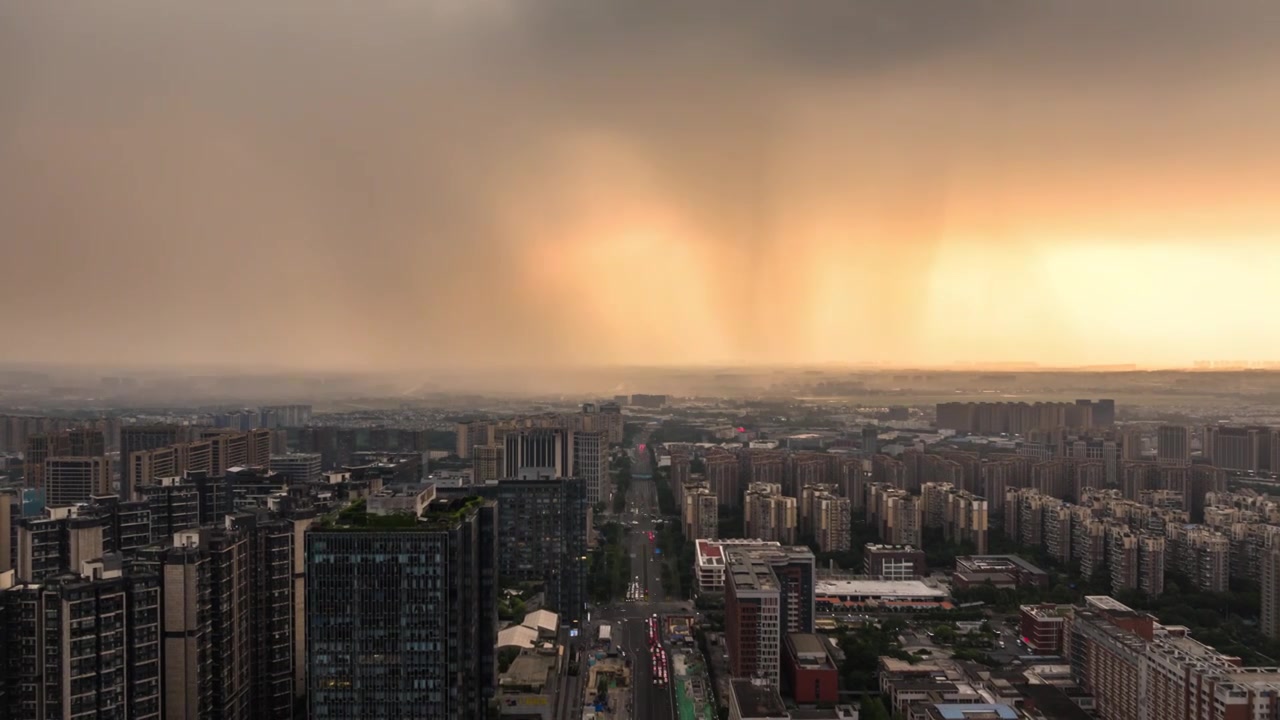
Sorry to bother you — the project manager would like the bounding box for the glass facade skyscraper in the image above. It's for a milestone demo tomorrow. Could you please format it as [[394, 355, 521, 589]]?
[[305, 496, 497, 720]]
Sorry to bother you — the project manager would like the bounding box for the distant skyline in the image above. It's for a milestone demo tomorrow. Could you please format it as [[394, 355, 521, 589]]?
[[4, 1, 1280, 371]]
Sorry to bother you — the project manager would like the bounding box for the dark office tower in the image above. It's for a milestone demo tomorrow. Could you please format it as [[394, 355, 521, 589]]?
[[861, 425, 878, 457], [504, 428, 572, 478], [44, 456, 110, 507], [227, 511, 297, 720], [1094, 399, 1116, 427], [138, 477, 200, 542], [491, 476, 588, 622], [0, 555, 161, 720], [335, 429, 358, 468], [120, 425, 182, 500], [306, 496, 498, 719]]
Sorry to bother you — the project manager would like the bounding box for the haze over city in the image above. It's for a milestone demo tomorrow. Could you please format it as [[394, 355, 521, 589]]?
[[12, 5, 1280, 720], [4, 0, 1280, 373]]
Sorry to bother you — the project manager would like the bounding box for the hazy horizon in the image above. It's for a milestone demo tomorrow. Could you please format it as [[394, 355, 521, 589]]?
[[5, 1, 1280, 372]]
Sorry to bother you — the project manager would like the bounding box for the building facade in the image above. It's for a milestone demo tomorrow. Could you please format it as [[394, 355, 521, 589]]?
[[306, 496, 498, 719]]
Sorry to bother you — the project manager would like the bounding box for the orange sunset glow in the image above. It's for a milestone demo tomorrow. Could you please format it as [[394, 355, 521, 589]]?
[[2, 1, 1279, 371]]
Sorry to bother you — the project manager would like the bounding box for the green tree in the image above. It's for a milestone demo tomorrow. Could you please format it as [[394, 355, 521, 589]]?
[[861, 698, 892, 720], [498, 647, 521, 673]]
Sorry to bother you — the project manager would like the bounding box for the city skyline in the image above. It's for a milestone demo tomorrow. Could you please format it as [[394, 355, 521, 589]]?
[[4, 1, 1280, 371]]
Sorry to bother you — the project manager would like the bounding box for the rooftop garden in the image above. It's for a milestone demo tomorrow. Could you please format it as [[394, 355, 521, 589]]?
[[314, 495, 485, 531]]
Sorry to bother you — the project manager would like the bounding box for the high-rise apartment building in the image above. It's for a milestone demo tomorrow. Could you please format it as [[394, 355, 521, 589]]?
[[1, 554, 161, 720], [683, 485, 719, 540], [581, 402, 625, 445], [866, 483, 923, 547], [306, 495, 498, 719], [1156, 425, 1191, 466], [472, 444, 505, 484], [1169, 526, 1229, 593], [138, 476, 200, 541], [1203, 425, 1266, 473], [937, 400, 1114, 434], [572, 431, 607, 505], [744, 483, 798, 545], [120, 425, 183, 500], [261, 405, 312, 428], [861, 425, 879, 457], [15, 508, 107, 584], [24, 428, 106, 493], [227, 511, 298, 720], [814, 492, 852, 553], [705, 450, 740, 508], [139, 526, 251, 720], [944, 488, 989, 554], [799, 483, 841, 538], [1264, 546, 1280, 640], [670, 453, 691, 489], [44, 456, 110, 507], [1107, 528, 1165, 596]]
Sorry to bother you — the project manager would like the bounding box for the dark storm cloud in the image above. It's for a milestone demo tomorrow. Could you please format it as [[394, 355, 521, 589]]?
[[2, 1, 1278, 370]]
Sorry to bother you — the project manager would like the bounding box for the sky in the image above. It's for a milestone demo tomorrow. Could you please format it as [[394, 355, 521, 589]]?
[[3, 1, 1280, 372]]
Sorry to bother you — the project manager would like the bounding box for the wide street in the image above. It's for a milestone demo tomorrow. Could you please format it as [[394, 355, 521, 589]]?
[[578, 437, 689, 720]]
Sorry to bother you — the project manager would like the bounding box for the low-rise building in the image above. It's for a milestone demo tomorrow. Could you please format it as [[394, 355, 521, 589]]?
[[878, 658, 986, 715], [864, 544, 927, 580], [907, 704, 1019, 720], [815, 578, 950, 612], [1020, 604, 1072, 655], [952, 555, 1049, 589], [496, 648, 558, 719], [782, 633, 840, 705], [729, 679, 789, 720]]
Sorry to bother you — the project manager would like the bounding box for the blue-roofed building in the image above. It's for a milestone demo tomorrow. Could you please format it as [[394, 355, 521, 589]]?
[[910, 703, 1020, 720]]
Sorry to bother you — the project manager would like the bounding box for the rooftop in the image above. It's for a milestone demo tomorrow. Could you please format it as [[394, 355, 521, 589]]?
[[729, 558, 778, 592], [730, 679, 787, 719], [930, 704, 1019, 720], [1021, 604, 1072, 621], [499, 652, 557, 692], [522, 609, 559, 634], [956, 555, 1048, 576], [866, 543, 924, 553], [497, 624, 539, 649], [313, 494, 483, 532], [787, 633, 835, 667], [815, 578, 948, 599]]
